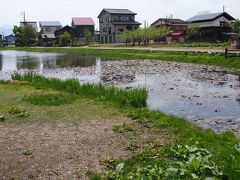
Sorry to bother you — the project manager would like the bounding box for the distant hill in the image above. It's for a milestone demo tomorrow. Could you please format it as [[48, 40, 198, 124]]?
[[0, 25, 13, 36]]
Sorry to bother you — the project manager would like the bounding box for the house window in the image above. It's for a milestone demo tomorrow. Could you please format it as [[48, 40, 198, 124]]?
[[220, 21, 225, 27], [100, 19, 104, 23], [103, 27, 107, 32], [46, 27, 51, 32], [106, 17, 109, 22], [128, 16, 133, 21], [118, 29, 124, 32], [118, 16, 123, 21]]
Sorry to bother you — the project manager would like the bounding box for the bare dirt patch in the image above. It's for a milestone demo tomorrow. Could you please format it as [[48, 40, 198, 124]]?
[[0, 117, 131, 180]]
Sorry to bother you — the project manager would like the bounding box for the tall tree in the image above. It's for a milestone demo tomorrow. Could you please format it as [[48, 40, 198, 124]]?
[[13, 25, 38, 46], [232, 20, 240, 34], [59, 32, 71, 46], [118, 30, 132, 45], [186, 25, 199, 42], [135, 28, 144, 45], [83, 29, 95, 45], [232, 19, 240, 42]]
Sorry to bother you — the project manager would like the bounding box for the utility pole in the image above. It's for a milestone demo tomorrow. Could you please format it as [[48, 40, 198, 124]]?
[[144, 20, 147, 46], [21, 11, 26, 23], [223, 6, 225, 12]]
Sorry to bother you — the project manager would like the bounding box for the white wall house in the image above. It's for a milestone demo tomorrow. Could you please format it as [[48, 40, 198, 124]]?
[[187, 12, 235, 42]]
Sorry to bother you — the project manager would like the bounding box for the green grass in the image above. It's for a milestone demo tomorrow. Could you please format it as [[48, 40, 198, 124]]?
[[24, 93, 77, 106], [91, 108, 240, 179], [12, 73, 148, 108], [0, 82, 122, 125], [1, 47, 240, 70]]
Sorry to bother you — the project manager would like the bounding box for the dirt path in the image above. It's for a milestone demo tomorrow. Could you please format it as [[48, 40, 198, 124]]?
[[0, 118, 130, 179]]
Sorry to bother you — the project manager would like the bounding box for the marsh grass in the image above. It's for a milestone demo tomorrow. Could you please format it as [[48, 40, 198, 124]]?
[[24, 93, 77, 106], [12, 73, 148, 108]]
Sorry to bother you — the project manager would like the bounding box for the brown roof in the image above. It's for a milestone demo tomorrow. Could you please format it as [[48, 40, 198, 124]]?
[[151, 18, 187, 27]]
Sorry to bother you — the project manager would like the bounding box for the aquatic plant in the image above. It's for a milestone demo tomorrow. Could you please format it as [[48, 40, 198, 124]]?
[[12, 73, 148, 108]]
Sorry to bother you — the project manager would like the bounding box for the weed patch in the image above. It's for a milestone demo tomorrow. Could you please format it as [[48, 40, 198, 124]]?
[[23, 148, 33, 156], [100, 144, 238, 179], [0, 115, 7, 122], [112, 123, 135, 133], [8, 106, 30, 118]]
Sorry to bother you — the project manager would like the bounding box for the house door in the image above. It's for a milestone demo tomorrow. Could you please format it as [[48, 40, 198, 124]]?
[[101, 37, 104, 44], [105, 36, 108, 44], [109, 36, 113, 43]]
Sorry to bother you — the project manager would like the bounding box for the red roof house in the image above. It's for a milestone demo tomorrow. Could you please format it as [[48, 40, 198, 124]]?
[[72, 17, 95, 26], [72, 17, 95, 41]]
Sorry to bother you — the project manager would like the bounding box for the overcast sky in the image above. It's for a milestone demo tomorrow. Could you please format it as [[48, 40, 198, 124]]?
[[0, 0, 239, 34]]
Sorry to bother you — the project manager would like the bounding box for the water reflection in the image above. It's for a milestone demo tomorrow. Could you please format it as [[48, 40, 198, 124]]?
[[0, 54, 2, 70], [0, 51, 96, 71]]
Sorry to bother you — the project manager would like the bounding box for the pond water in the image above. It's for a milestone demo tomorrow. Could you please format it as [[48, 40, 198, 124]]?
[[0, 50, 240, 135]]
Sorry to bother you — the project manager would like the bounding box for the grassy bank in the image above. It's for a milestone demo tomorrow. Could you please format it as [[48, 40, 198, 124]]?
[[12, 73, 148, 108], [1, 75, 240, 179], [0, 47, 240, 70]]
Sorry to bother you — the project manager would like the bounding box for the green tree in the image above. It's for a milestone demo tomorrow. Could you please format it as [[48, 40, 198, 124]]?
[[232, 20, 240, 34], [232, 20, 240, 42], [83, 29, 95, 45], [186, 25, 199, 42], [135, 28, 144, 45], [13, 25, 38, 46], [59, 32, 71, 46], [118, 30, 132, 45]]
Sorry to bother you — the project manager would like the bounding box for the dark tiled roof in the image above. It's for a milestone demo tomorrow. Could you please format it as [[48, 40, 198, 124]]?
[[104, 9, 136, 14], [98, 9, 137, 18], [39, 21, 62, 27], [111, 21, 141, 25], [20, 22, 38, 29], [187, 12, 235, 23], [151, 18, 186, 26]]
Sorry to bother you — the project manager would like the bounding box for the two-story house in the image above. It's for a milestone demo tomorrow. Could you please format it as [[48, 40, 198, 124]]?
[[187, 12, 235, 42], [39, 21, 62, 46], [4, 35, 16, 46], [0, 34, 3, 45], [98, 9, 141, 44], [151, 18, 187, 43], [55, 25, 77, 45], [71, 17, 95, 42]]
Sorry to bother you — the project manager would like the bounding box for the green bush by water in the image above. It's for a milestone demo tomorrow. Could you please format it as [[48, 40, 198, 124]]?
[[12, 73, 148, 108]]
